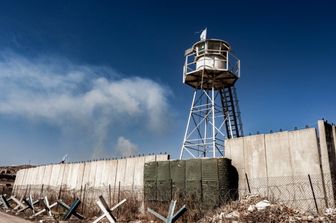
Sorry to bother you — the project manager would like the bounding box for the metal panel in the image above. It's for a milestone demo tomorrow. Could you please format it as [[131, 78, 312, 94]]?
[[144, 162, 157, 201], [185, 159, 202, 201], [202, 159, 219, 207], [170, 160, 186, 199], [157, 161, 171, 201], [143, 158, 239, 210]]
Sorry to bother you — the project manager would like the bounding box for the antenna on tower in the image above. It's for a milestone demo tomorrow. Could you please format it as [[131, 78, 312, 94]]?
[[180, 32, 243, 159]]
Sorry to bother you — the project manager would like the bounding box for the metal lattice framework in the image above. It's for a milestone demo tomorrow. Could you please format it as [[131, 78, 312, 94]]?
[[180, 87, 243, 159], [180, 37, 243, 159]]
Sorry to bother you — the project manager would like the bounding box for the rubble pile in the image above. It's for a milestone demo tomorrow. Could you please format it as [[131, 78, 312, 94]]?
[[198, 194, 336, 223]]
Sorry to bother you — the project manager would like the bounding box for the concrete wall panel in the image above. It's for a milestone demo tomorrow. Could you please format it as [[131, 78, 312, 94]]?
[[104, 160, 118, 188], [115, 159, 127, 188], [56, 164, 65, 187], [125, 158, 136, 190], [20, 169, 28, 186], [94, 160, 106, 187], [243, 135, 267, 179], [81, 162, 90, 187], [49, 164, 61, 187], [36, 166, 46, 186], [145, 155, 156, 163], [13, 154, 170, 201], [225, 127, 327, 211], [68, 163, 81, 189], [60, 164, 70, 188], [14, 170, 22, 186], [133, 156, 146, 188], [289, 128, 321, 176], [156, 154, 169, 161], [318, 120, 336, 207], [265, 131, 292, 178], [30, 167, 39, 185], [75, 163, 85, 189], [225, 137, 245, 190], [87, 161, 98, 188]]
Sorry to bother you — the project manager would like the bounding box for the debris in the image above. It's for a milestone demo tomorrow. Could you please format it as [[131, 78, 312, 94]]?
[[225, 211, 239, 219], [255, 200, 270, 210], [198, 194, 336, 222], [247, 205, 256, 212]]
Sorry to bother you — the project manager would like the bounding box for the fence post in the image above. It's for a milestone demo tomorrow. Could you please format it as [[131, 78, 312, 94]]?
[[79, 185, 83, 201], [245, 173, 251, 193], [118, 181, 121, 203], [79, 185, 83, 214], [40, 184, 44, 197], [58, 185, 62, 200], [170, 179, 173, 201], [82, 184, 86, 214], [108, 184, 112, 207], [24, 184, 28, 197], [200, 179, 203, 202], [308, 174, 319, 213], [113, 183, 116, 204], [117, 181, 121, 218]]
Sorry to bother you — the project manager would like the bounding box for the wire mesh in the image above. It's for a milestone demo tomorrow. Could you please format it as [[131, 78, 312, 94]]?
[[240, 174, 331, 213]]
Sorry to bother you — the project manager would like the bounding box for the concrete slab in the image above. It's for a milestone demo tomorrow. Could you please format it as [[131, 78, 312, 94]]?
[[318, 120, 336, 207], [288, 128, 321, 176], [124, 157, 136, 190], [155, 154, 170, 161], [243, 134, 268, 195], [75, 163, 85, 189], [115, 158, 127, 190], [42, 165, 53, 188], [59, 163, 70, 189], [104, 160, 118, 188], [88, 160, 98, 188], [35, 166, 46, 186], [68, 163, 81, 189], [56, 164, 65, 187], [94, 160, 106, 187], [225, 137, 245, 190], [244, 134, 267, 179], [133, 156, 146, 188], [49, 164, 60, 187], [265, 131, 292, 178]]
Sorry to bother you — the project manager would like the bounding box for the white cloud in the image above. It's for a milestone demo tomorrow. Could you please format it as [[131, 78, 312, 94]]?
[[0, 52, 171, 157], [115, 136, 138, 157]]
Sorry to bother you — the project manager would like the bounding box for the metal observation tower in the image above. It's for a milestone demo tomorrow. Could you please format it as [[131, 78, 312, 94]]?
[[180, 31, 243, 159]]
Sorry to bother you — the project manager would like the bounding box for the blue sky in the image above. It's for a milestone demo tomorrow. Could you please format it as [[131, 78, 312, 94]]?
[[0, 0, 335, 165]]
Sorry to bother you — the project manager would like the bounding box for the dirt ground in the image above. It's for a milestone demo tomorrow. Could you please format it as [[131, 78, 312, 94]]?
[[0, 212, 32, 223]]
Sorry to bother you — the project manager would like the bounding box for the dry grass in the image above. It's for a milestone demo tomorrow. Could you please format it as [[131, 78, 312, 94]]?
[[3, 189, 237, 222]]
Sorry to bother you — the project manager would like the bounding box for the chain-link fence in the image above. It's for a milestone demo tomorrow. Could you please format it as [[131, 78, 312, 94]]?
[[240, 173, 333, 213]]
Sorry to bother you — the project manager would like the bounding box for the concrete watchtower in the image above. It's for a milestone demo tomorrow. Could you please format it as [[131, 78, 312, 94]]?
[[180, 30, 243, 159]]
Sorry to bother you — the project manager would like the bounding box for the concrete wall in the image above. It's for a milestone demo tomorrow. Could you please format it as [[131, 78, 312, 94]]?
[[13, 154, 169, 202], [226, 127, 326, 211], [318, 120, 336, 207]]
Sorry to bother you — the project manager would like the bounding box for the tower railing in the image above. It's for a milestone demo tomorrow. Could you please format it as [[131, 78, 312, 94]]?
[[183, 51, 240, 79]]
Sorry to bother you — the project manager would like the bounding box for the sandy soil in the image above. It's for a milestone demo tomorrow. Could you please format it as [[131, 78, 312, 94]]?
[[0, 212, 32, 223]]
